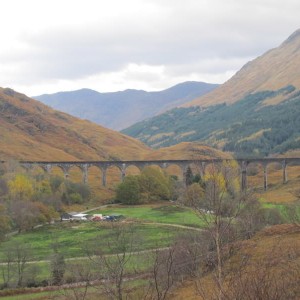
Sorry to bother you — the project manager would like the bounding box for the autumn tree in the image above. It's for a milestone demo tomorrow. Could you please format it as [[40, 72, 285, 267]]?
[[139, 166, 172, 202], [184, 160, 245, 300], [9, 200, 42, 232], [115, 166, 174, 204], [8, 174, 34, 201]]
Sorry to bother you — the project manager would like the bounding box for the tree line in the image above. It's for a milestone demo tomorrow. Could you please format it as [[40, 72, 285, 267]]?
[[0, 161, 91, 236]]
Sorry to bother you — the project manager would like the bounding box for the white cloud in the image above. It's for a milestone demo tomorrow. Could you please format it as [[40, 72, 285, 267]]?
[[0, 0, 299, 95]]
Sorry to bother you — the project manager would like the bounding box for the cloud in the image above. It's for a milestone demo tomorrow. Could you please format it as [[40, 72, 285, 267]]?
[[0, 0, 300, 95]]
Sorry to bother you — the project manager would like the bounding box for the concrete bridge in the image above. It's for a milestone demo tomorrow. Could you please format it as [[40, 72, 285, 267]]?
[[2, 157, 300, 191]]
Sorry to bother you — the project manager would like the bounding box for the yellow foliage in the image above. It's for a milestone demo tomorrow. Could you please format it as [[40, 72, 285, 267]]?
[[8, 173, 34, 201], [203, 160, 240, 194], [204, 172, 226, 190]]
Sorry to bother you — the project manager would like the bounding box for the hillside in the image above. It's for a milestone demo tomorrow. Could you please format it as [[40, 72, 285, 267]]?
[[0, 88, 230, 162], [0, 88, 151, 161], [123, 29, 300, 156], [34, 81, 218, 130], [185, 29, 300, 107], [145, 142, 231, 160], [173, 224, 300, 299]]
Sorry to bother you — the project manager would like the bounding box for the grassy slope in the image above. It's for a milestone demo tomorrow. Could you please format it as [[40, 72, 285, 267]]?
[[0, 204, 203, 261], [145, 142, 231, 160], [0, 88, 151, 161], [0, 88, 231, 163], [185, 29, 300, 107], [172, 224, 300, 299]]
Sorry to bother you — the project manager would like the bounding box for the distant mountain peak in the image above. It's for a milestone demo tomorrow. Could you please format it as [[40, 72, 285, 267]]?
[[184, 28, 300, 107], [35, 81, 219, 130], [282, 28, 300, 45]]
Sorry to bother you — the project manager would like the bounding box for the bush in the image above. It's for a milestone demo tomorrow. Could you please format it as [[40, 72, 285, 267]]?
[[116, 176, 141, 205], [69, 192, 84, 204]]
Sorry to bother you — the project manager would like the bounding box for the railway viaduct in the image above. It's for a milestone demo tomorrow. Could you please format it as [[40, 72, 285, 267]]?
[[3, 157, 300, 191]]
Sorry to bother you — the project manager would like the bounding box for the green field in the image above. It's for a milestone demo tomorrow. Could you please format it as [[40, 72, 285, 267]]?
[[0, 222, 192, 262], [0, 204, 204, 296], [262, 202, 300, 222], [91, 204, 204, 227]]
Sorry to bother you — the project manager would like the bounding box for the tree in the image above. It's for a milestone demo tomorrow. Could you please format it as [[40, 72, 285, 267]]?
[[139, 166, 172, 202], [8, 174, 34, 201], [49, 175, 64, 193], [184, 183, 204, 208], [9, 200, 41, 232], [11, 241, 31, 287], [186, 161, 247, 300], [50, 252, 65, 286], [116, 175, 141, 204], [146, 247, 177, 300], [185, 166, 194, 186], [86, 223, 139, 300], [0, 204, 11, 240], [115, 166, 173, 204], [49, 236, 66, 286], [0, 178, 9, 200], [0, 246, 14, 288], [56, 262, 93, 300]]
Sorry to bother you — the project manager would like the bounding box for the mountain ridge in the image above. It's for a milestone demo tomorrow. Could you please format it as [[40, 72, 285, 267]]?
[[184, 29, 300, 107], [123, 29, 300, 157], [34, 81, 219, 130], [0, 87, 228, 162], [0, 87, 151, 161]]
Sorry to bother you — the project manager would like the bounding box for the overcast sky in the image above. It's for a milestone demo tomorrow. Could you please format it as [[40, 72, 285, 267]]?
[[0, 0, 299, 96]]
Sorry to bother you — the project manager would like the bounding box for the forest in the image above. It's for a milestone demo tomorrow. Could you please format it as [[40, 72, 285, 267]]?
[[123, 85, 300, 157]]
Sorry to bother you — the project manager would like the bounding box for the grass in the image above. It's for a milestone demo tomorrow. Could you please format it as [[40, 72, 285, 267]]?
[[91, 204, 204, 228], [0, 221, 192, 262], [262, 202, 300, 222], [0, 251, 155, 291], [0, 291, 53, 300], [0, 278, 151, 300]]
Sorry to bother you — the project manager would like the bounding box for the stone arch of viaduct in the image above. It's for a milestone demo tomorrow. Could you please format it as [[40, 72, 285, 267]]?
[[3, 158, 300, 191]]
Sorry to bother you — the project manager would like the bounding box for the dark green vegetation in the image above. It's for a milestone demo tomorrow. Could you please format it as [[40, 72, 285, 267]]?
[[115, 166, 175, 205], [35, 81, 218, 130], [123, 85, 300, 156]]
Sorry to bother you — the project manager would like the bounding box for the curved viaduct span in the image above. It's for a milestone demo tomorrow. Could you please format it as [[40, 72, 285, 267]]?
[[5, 157, 300, 191]]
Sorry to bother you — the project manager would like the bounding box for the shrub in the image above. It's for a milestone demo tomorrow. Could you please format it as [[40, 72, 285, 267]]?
[[116, 176, 141, 205]]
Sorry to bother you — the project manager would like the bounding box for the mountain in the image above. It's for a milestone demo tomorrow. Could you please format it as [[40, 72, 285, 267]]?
[[0, 88, 151, 161], [34, 81, 219, 130], [0, 87, 228, 162], [186, 29, 300, 107], [122, 29, 300, 157]]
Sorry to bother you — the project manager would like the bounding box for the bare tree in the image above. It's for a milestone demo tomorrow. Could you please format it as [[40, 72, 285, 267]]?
[[0, 246, 14, 288], [85, 223, 139, 300], [53, 262, 94, 300], [0, 241, 31, 288], [146, 247, 177, 300], [14, 241, 31, 287], [183, 160, 249, 300], [144, 231, 213, 300]]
